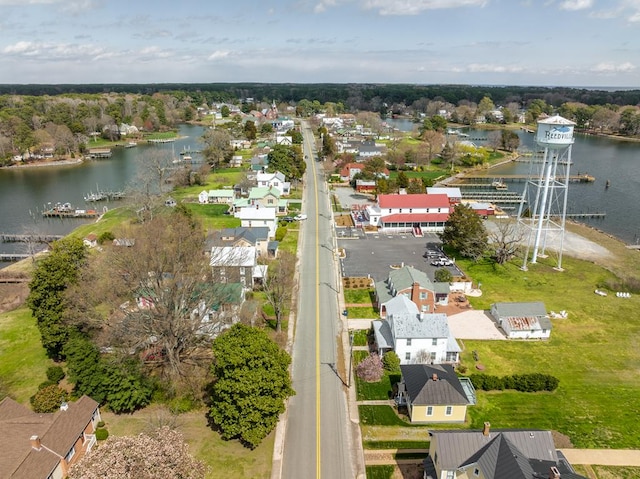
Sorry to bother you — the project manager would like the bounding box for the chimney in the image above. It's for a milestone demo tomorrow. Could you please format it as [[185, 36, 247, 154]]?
[[60, 401, 69, 411], [30, 435, 41, 450], [411, 282, 421, 305], [482, 422, 491, 436], [431, 373, 438, 381], [549, 466, 561, 479]]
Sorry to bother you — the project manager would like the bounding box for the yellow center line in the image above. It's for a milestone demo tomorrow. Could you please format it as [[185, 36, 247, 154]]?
[[311, 137, 322, 478]]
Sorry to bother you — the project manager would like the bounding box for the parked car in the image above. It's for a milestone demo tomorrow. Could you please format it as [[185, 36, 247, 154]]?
[[281, 216, 295, 223], [295, 214, 308, 221]]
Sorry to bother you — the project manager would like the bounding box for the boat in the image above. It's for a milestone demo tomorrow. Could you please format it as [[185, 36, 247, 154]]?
[[84, 192, 107, 202], [491, 179, 508, 191], [125, 141, 138, 148]]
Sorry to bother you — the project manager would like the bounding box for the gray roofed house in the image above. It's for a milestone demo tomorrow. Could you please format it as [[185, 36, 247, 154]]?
[[397, 364, 473, 423], [375, 265, 450, 318], [373, 294, 460, 365], [490, 302, 552, 340], [426, 424, 588, 479]]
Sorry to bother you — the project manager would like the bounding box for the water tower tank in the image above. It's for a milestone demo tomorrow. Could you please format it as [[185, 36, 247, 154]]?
[[535, 115, 576, 148]]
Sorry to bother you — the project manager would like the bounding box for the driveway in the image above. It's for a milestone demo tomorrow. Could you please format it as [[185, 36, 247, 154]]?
[[447, 310, 506, 340]]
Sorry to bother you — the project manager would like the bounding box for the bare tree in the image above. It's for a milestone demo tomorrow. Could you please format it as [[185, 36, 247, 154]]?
[[201, 128, 232, 169], [126, 148, 173, 221], [261, 251, 295, 333], [67, 213, 241, 383], [488, 219, 526, 265], [420, 130, 444, 167]]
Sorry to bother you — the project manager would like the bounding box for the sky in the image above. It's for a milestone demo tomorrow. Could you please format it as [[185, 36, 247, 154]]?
[[0, 0, 639, 88]]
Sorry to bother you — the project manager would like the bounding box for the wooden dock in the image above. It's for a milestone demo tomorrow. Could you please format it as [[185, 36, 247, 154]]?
[[462, 191, 525, 204], [0, 253, 32, 262], [1, 234, 63, 243], [457, 174, 595, 183]]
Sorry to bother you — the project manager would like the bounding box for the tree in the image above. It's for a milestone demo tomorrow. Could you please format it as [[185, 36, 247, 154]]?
[[434, 268, 453, 283], [267, 144, 305, 180], [355, 353, 383, 382], [26, 237, 87, 359], [439, 204, 488, 261], [68, 212, 230, 384], [201, 128, 232, 169], [500, 129, 520, 151], [382, 351, 401, 373], [209, 324, 294, 448], [64, 334, 152, 413], [69, 427, 206, 479], [31, 384, 68, 413], [321, 131, 336, 159], [244, 120, 257, 140], [488, 219, 525, 264], [261, 251, 295, 333], [397, 171, 409, 189]]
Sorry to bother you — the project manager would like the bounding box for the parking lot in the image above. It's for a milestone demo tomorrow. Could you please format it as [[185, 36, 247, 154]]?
[[337, 231, 464, 282]]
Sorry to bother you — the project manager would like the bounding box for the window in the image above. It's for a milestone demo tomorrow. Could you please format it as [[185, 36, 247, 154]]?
[[420, 292, 427, 300], [426, 406, 433, 416], [406, 338, 412, 346], [405, 352, 411, 361], [445, 406, 453, 416], [239, 267, 245, 275], [65, 446, 75, 463], [432, 338, 438, 346], [446, 472, 454, 479], [430, 352, 436, 362]]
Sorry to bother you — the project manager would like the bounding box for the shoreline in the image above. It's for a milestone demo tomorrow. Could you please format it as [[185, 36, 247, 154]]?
[[0, 158, 84, 170]]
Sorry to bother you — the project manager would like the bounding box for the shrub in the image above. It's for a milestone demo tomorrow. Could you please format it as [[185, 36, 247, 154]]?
[[434, 268, 453, 283], [46, 365, 66, 383], [31, 385, 68, 413], [469, 373, 559, 392], [38, 379, 58, 390], [275, 226, 287, 242], [97, 231, 115, 245], [97, 420, 105, 428], [382, 352, 401, 373], [95, 428, 109, 441], [356, 354, 384, 383]]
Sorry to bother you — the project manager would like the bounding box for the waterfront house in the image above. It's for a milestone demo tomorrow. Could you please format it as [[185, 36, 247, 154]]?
[[490, 301, 552, 340], [396, 364, 473, 423], [426, 424, 588, 479], [198, 189, 235, 205], [256, 171, 290, 196], [372, 294, 460, 365], [0, 396, 101, 479]]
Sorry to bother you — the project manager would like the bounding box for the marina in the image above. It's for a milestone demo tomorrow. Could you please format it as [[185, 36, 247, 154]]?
[[1, 233, 63, 243], [42, 203, 103, 218]]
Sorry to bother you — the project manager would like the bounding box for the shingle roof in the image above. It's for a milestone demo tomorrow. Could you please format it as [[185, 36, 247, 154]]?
[[400, 364, 469, 406], [0, 396, 99, 479]]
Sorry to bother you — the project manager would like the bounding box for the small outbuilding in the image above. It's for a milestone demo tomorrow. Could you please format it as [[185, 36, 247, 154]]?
[[490, 301, 552, 340]]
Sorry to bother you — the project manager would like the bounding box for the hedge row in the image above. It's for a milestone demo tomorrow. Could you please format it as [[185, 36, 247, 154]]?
[[469, 373, 559, 392]]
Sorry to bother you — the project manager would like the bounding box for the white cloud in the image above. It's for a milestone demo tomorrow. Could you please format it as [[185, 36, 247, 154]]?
[[558, 0, 593, 10], [465, 63, 525, 73], [592, 61, 636, 73], [208, 50, 231, 61], [361, 0, 487, 15]]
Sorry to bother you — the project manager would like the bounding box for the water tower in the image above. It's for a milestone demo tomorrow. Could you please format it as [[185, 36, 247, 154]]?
[[517, 115, 576, 271]]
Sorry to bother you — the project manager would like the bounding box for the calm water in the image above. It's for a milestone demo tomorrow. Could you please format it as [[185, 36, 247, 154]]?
[[0, 124, 206, 267], [385, 118, 640, 245]]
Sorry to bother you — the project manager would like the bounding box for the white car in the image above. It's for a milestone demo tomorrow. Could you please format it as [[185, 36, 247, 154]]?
[[295, 214, 307, 221]]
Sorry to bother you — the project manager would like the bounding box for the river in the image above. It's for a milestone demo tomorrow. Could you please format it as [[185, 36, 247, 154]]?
[[0, 124, 206, 268], [385, 117, 640, 245]]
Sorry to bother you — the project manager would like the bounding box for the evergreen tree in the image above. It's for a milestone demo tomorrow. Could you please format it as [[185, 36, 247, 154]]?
[[439, 204, 488, 260], [26, 237, 87, 359], [210, 324, 294, 448]]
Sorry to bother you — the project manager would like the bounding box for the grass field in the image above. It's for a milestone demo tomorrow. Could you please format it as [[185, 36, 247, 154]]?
[[0, 307, 50, 403]]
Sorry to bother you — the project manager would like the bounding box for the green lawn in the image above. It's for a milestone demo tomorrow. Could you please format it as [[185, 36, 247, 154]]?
[[0, 307, 50, 403], [356, 372, 400, 401], [351, 329, 369, 347], [344, 288, 375, 305], [365, 465, 395, 479], [359, 405, 424, 427], [454, 253, 640, 448], [345, 306, 377, 319], [185, 204, 240, 230]]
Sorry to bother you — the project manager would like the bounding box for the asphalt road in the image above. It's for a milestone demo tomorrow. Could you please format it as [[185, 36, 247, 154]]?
[[280, 123, 355, 478]]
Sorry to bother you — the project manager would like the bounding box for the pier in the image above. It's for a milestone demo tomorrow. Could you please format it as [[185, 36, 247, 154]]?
[[1, 234, 63, 243], [148, 138, 175, 143], [87, 148, 112, 159], [0, 253, 33, 262], [456, 173, 595, 183], [461, 191, 525, 204]]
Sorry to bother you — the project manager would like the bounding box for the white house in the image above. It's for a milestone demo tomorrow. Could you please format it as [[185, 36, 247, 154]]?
[[256, 170, 291, 196], [199, 189, 235, 204], [373, 295, 460, 365], [490, 302, 552, 340], [235, 205, 277, 239]]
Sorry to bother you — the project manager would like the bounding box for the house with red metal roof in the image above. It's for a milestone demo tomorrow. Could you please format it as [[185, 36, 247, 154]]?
[[365, 193, 451, 234]]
